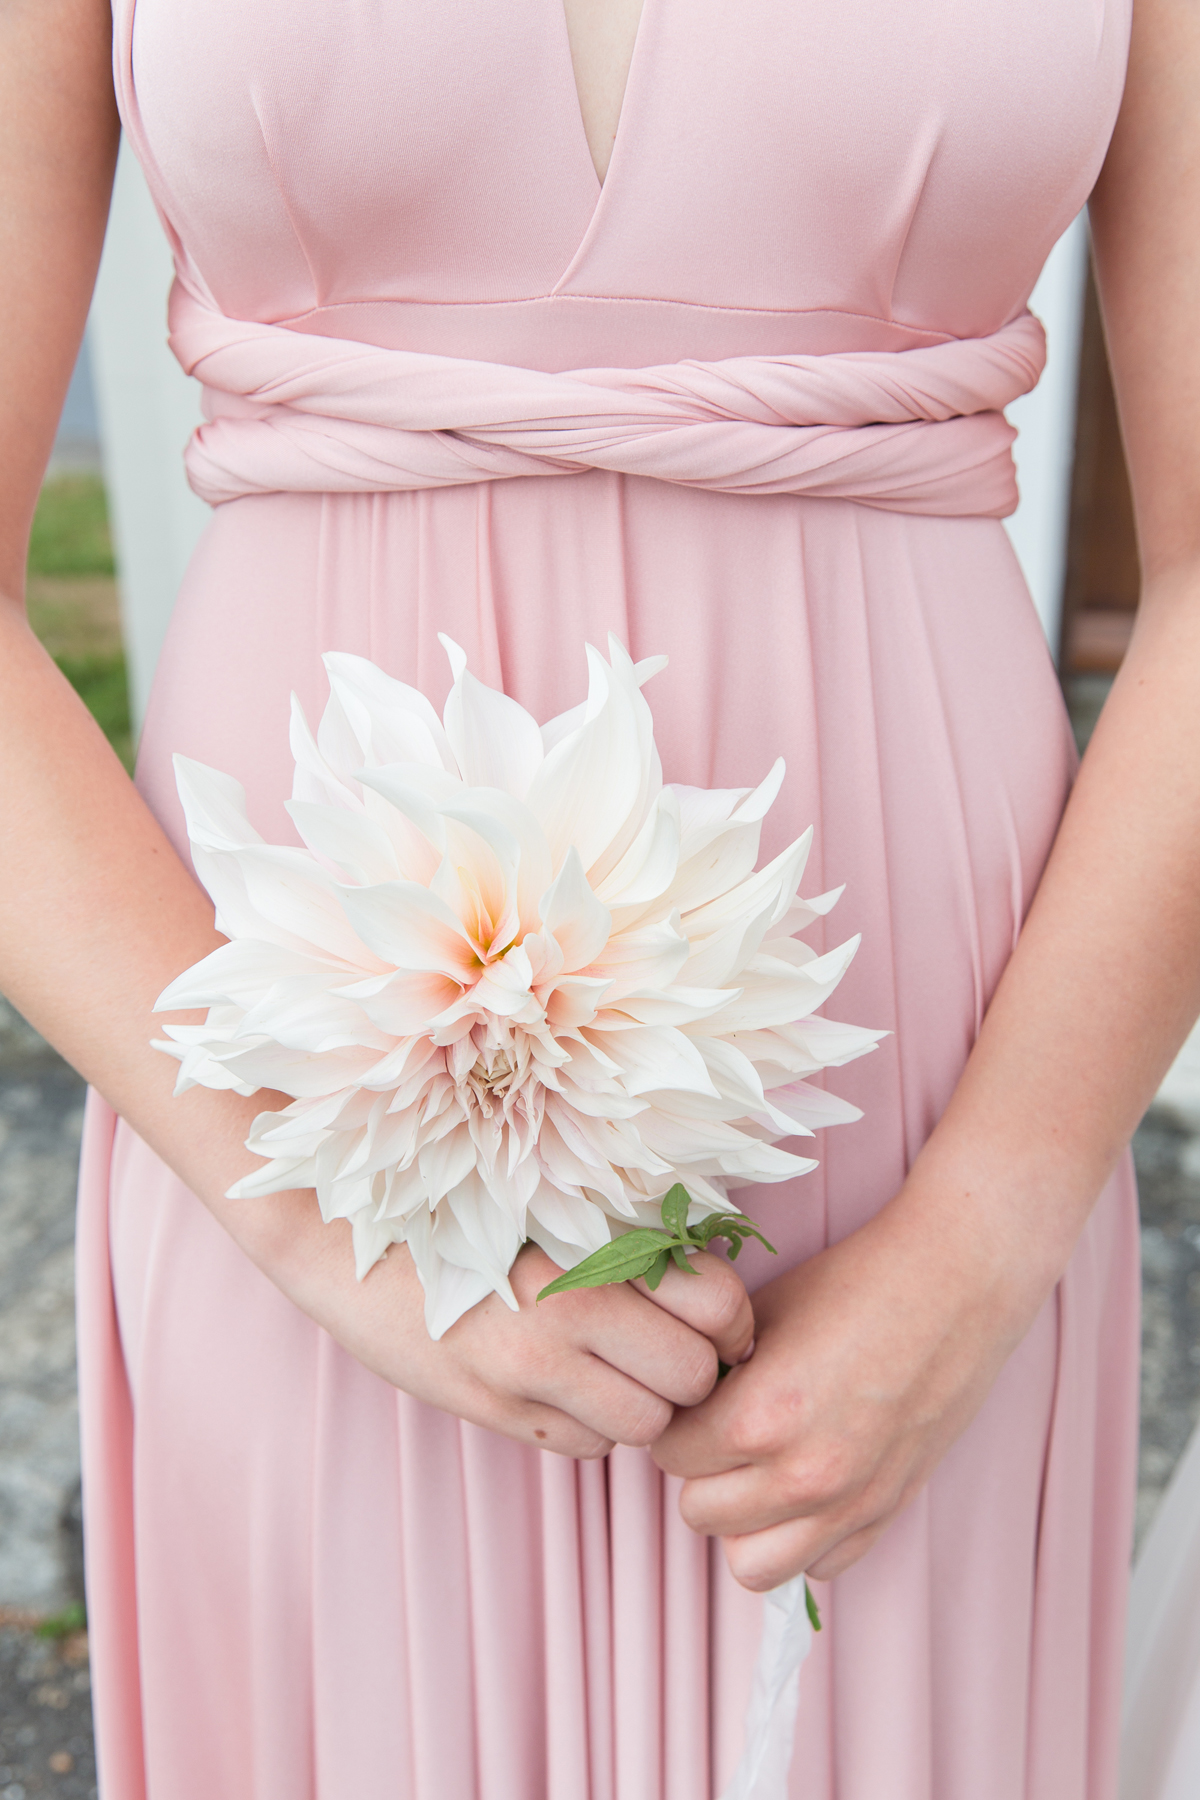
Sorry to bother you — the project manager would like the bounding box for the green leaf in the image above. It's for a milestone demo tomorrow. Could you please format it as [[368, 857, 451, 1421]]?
[[691, 1212, 778, 1257], [804, 1581, 822, 1632], [660, 1182, 693, 1243], [536, 1229, 673, 1300], [536, 1193, 777, 1304], [642, 1249, 672, 1291]]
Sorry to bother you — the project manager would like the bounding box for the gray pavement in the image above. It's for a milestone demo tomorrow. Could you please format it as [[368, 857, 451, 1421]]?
[[1130, 1110, 1200, 1543], [0, 1003, 85, 1615], [0, 1613, 96, 1799]]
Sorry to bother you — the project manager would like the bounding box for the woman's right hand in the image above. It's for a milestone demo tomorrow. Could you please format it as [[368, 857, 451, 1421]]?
[[0, 0, 753, 1462], [0, 604, 749, 1463], [259, 1191, 755, 1456]]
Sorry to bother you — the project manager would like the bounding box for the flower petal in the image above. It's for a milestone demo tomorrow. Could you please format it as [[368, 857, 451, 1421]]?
[[160, 645, 883, 1346], [590, 1024, 721, 1099], [440, 637, 545, 799], [346, 967, 465, 1036], [339, 881, 479, 977], [539, 846, 612, 972], [525, 642, 660, 881], [155, 939, 321, 1013], [418, 1124, 480, 1206], [285, 801, 401, 886], [289, 693, 363, 812], [402, 1207, 497, 1338], [325, 652, 454, 772]]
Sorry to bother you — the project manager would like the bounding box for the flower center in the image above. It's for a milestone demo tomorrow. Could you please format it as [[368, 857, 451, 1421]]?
[[471, 1049, 515, 1094]]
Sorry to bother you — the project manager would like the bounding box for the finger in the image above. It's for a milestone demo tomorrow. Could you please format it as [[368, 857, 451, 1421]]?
[[443, 1373, 616, 1460], [805, 1521, 887, 1582], [633, 1249, 755, 1366], [678, 1463, 804, 1538], [720, 1517, 823, 1592], [445, 1262, 677, 1444], [722, 1507, 887, 1591], [650, 1363, 753, 1477], [578, 1281, 720, 1406], [479, 1251, 716, 1430], [498, 1399, 615, 1461], [530, 1350, 676, 1449], [515, 1250, 721, 1407]]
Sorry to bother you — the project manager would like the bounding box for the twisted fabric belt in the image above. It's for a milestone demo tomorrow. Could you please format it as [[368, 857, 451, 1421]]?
[[169, 283, 1046, 518]]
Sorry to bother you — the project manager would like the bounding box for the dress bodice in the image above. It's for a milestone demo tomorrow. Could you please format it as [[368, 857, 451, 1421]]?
[[115, 0, 1130, 371]]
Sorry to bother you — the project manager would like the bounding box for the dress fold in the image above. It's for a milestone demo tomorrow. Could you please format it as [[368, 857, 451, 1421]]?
[[80, 0, 1138, 1791]]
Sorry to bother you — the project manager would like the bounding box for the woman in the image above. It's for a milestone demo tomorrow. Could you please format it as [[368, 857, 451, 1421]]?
[[2, 0, 1196, 1795]]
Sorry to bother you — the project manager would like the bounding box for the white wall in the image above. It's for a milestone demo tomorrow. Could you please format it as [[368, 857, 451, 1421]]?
[[88, 137, 208, 727], [1004, 212, 1090, 651]]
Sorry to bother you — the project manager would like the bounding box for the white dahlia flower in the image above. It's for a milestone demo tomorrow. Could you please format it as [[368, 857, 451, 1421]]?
[[154, 637, 881, 1338]]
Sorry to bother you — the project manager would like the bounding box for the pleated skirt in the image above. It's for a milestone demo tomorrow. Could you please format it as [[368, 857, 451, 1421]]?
[[78, 473, 1139, 1799]]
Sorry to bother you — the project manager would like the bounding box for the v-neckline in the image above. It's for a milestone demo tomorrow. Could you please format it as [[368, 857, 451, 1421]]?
[[558, 0, 652, 195]]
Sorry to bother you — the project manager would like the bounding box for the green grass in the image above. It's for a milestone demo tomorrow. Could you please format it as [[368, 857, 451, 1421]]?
[[28, 473, 116, 578], [27, 475, 133, 767], [35, 1601, 87, 1639], [57, 652, 133, 770]]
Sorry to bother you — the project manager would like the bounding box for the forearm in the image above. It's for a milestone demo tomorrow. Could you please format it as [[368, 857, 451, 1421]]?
[[0, 603, 304, 1246], [878, 0, 1200, 1328], [0, 0, 296, 1258], [896, 567, 1200, 1315]]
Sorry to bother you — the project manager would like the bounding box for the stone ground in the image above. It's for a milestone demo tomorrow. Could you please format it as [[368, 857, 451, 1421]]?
[[2, 757, 1200, 1775], [1131, 1112, 1200, 1542], [0, 1003, 86, 1615], [0, 1612, 96, 1799], [0, 1000, 93, 1794]]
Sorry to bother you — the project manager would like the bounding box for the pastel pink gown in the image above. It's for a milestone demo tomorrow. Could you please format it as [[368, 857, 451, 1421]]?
[[78, 2, 1140, 1796]]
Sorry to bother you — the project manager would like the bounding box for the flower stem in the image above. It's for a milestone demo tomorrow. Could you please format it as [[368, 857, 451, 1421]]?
[[536, 1184, 776, 1301]]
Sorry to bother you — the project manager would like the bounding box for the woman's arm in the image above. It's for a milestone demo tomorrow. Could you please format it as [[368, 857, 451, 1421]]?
[[654, 0, 1200, 1588], [0, 0, 754, 1455]]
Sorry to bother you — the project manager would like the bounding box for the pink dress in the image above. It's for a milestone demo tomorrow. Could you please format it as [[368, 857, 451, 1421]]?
[[78, 1, 1139, 1795]]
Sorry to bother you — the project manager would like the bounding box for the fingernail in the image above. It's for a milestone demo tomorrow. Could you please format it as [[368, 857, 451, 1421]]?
[[739, 1337, 756, 1363]]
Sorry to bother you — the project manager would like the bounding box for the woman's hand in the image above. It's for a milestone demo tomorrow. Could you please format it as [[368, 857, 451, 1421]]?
[[651, 1176, 1038, 1589], [253, 1191, 754, 1458], [649, 0, 1200, 1598]]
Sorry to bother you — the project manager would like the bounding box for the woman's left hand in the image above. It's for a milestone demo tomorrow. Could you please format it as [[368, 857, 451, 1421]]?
[[651, 1184, 1040, 1589], [669, 0, 1200, 1594]]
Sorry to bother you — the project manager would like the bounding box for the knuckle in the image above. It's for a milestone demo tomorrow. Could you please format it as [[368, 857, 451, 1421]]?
[[669, 1339, 719, 1406], [780, 1442, 855, 1513], [726, 1397, 783, 1462], [615, 1392, 673, 1448], [700, 1262, 750, 1336], [809, 1439, 857, 1504]]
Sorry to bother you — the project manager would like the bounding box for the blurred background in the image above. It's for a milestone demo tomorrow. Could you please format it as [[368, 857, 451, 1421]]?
[[2, 149, 1199, 1795]]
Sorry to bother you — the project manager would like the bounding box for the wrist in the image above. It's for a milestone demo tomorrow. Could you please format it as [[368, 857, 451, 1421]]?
[[885, 1128, 1093, 1337]]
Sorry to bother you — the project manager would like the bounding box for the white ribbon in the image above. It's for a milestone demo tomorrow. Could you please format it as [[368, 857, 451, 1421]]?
[[719, 1574, 814, 1799]]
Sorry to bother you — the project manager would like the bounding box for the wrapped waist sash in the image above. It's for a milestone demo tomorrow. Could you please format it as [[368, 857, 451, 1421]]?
[[169, 284, 1046, 518]]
